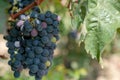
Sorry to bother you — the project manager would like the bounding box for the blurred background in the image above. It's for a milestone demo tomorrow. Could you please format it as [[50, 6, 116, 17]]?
[[1, 0, 120, 80]]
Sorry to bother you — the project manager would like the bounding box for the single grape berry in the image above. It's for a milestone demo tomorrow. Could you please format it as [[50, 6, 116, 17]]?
[[38, 14, 45, 20], [41, 22, 47, 28], [14, 71, 20, 78], [41, 36, 49, 44], [45, 18, 53, 24], [33, 58, 40, 64], [30, 65, 39, 73], [41, 49, 49, 57], [28, 51, 35, 58], [34, 47, 43, 54], [31, 28, 38, 37]]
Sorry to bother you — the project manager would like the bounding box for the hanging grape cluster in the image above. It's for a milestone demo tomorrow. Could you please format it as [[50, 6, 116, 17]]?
[[8, 0, 35, 14], [4, 0, 60, 80]]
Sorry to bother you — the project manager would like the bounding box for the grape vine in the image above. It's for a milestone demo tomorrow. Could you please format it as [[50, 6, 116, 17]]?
[[2, 0, 120, 79]]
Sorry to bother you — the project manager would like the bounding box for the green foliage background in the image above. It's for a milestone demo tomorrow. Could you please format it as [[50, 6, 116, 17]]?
[[0, 0, 9, 33]]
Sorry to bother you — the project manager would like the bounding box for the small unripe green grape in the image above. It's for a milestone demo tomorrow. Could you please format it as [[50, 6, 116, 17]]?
[[45, 61, 51, 67], [51, 37, 56, 43]]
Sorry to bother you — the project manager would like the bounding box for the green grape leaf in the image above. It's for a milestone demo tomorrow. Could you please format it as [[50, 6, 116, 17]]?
[[71, 0, 88, 29], [71, 14, 82, 29], [0, 0, 9, 33], [84, 0, 120, 62]]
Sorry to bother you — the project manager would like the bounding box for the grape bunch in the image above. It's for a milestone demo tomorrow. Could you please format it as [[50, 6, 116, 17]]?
[[4, 1, 60, 80], [8, 0, 36, 14]]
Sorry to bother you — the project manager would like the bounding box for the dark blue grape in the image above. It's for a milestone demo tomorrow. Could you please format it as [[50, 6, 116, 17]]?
[[33, 58, 40, 65], [53, 21, 59, 27], [8, 60, 12, 66], [8, 49, 14, 54], [30, 11, 38, 18], [6, 42, 15, 49], [45, 11, 52, 17], [32, 40, 39, 46], [41, 49, 49, 57], [14, 71, 20, 78], [39, 30, 47, 37], [32, 6, 40, 13], [51, 42, 56, 49], [22, 0, 30, 7], [41, 36, 49, 44], [45, 18, 53, 24], [38, 14, 45, 20], [24, 21, 33, 32], [46, 26, 53, 33], [34, 47, 43, 54], [48, 54, 53, 60], [51, 14, 58, 20], [13, 61, 21, 68], [10, 54, 14, 59], [53, 29, 59, 36], [25, 58, 33, 65], [44, 69, 48, 75], [18, 3, 24, 8], [38, 63, 47, 69], [47, 34, 53, 39], [28, 51, 35, 58], [15, 54, 23, 61], [45, 42, 52, 47], [39, 56, 48, 63], [30, 65, 39, 73], [9, 28, 19, 37], [37, 70, 46, 77], [29, 71, 35, 76]]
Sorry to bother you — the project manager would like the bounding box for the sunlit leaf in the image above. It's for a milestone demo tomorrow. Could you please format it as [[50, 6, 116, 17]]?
[[0, 0, 9, 33], [84, 0, 120, 61], [71, 0, 88, 29]]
